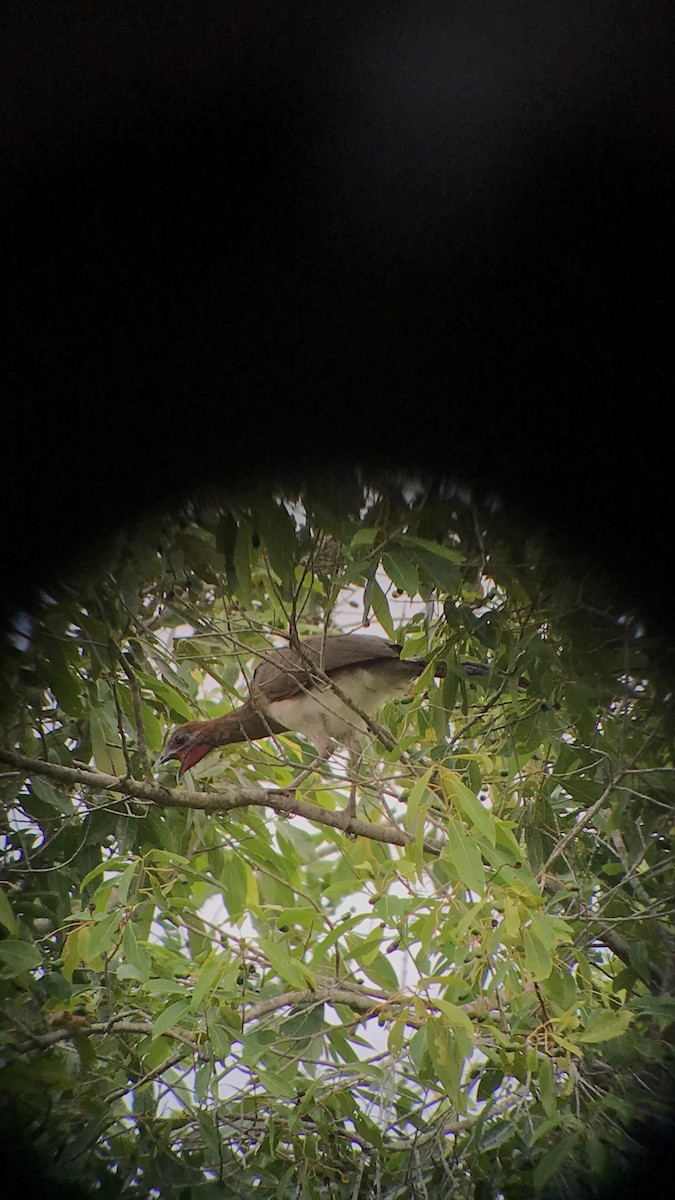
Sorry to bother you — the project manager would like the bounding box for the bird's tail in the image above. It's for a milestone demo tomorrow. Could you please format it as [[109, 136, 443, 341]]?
[[432, 658, 489, 679], [433, 659, 528, 687]]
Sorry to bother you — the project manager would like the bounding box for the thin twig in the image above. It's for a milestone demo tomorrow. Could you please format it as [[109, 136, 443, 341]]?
[[97, 606, 134, 776], [537, 773, 624, 879], [106, 1046, 192, 1104], [119, 654, 152, 780]]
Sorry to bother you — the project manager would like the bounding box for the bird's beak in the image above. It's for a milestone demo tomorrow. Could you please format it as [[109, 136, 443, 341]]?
[[157, 742, 209, 775]]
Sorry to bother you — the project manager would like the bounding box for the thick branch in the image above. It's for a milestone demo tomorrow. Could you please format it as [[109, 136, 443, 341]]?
[[15, 1017, 155, 1054], [245, 985, 414, 1026], [246, 982, 497, 1029], [0, 747, 434, 853], [14, 979, 498, 1056]]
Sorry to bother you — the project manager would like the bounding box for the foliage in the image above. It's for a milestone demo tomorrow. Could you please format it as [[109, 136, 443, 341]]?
[[1, 478, 674, 1199]]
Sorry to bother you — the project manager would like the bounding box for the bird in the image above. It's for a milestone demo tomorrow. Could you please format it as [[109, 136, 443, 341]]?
[[158, 633, 490, 822]]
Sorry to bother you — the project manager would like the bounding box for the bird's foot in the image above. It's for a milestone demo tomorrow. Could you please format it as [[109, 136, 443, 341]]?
[[275, 787, 299, 816], [338, 795, 358, 839]]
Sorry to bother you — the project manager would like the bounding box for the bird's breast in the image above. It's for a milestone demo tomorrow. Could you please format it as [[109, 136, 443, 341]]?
[[263, 664, 411, 748]]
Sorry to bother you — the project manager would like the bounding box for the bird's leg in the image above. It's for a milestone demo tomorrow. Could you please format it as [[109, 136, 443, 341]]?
[[340, 732, 363, 831], [277, 729, 336, 812], [289, 742, 334, 790]]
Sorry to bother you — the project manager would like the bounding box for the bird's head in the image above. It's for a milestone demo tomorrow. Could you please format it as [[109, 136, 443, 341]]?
[[158, 721, 214, 776]]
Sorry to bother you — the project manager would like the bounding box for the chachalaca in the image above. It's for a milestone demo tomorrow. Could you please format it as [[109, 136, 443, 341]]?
[[158, 633, 489, 819]]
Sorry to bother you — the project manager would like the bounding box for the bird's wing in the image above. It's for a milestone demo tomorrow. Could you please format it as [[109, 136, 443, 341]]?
[[250, 634, 402, 705], [320, 634, 402, 671]]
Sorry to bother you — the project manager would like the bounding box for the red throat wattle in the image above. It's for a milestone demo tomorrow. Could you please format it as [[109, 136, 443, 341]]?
[[179, 743, 210, 775]]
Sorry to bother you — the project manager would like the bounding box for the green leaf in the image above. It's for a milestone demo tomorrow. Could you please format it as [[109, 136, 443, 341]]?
[[122, 922, 150, 982], [61, 926, 86, 980], [406, 766, 435, 811], [117, 860, 139, 905], [233, 521, 252, 602], [494, 819, 525, 861], [540, 965, 578, 1013], [190, 955, 227, 1011], [408, 1026, 428, 1073], [369, 579, 395, 638], [352, 1108, 384, 1150], [257, 1068, 297, 1099], [44, 637, 85, 716], [0, 940, 42, 977], [141, 1035, 173, 1071], [358, 950, 399, 992], [433, 999, 475, 1049], [399, 632, 429, 659], [397, 537, 462, 590], [538, 1057, 556, 1118], [139, 702, 164, 753], [136, 672, 195, 721], [427, 1018, 462, 1106], [311, 915, 366, 967], [59, 1113, 117, 1165], [415, 552, 460, 591], [404, 767, 434, 857], [114, 683, 164, 754], [85, 910, 123, 960], [254, 500, 297, 586], [533, 1134, 577, 1192], [259, 938, 315, 990], [327, 1028, 360, 1064], [382, 552, 419, 597], [31, 777, 74, 816], [351, 528, 378, 548], [388, 1017, 406, 1056], [502, 897, 520, 939], [194, 1059, 212, 1104], [347, 930, 383, 967], [220, 854, 249, 922], [441, 770, 496, 846], [523, 926, 553, 981], [153, 999, 191, 1039], [280, 1004, 326, 1043], [480, 1119, 515, 1151], [0, 890, 18, 936], [218, 511, 239, 589], [209, 1021, 233, 1061], [80, 858, 126, 892], [141, 979, 187, 997], [398, 536, 463, 564], [89, 711, 126, 775], [528, 910, 561, 951], [444, 818, 486, 895], [577, 1008, 634, 1043]]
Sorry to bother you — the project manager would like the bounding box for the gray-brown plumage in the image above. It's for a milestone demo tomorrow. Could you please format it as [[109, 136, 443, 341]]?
[[158, 633, 488, 819]]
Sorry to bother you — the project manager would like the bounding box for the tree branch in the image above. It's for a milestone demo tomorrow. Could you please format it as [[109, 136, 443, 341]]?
[[13, 979, 498, 1057], [0, 747, 438, 853], [537, 773, 624, 879], [247, 984, 498, 1031]]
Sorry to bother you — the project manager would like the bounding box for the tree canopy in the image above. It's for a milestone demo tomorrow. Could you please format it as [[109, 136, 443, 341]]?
[[1, 478, 674, 1199]]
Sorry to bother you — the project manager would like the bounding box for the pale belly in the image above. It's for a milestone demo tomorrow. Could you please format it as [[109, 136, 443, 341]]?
[[264, 665, 410, 750]]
